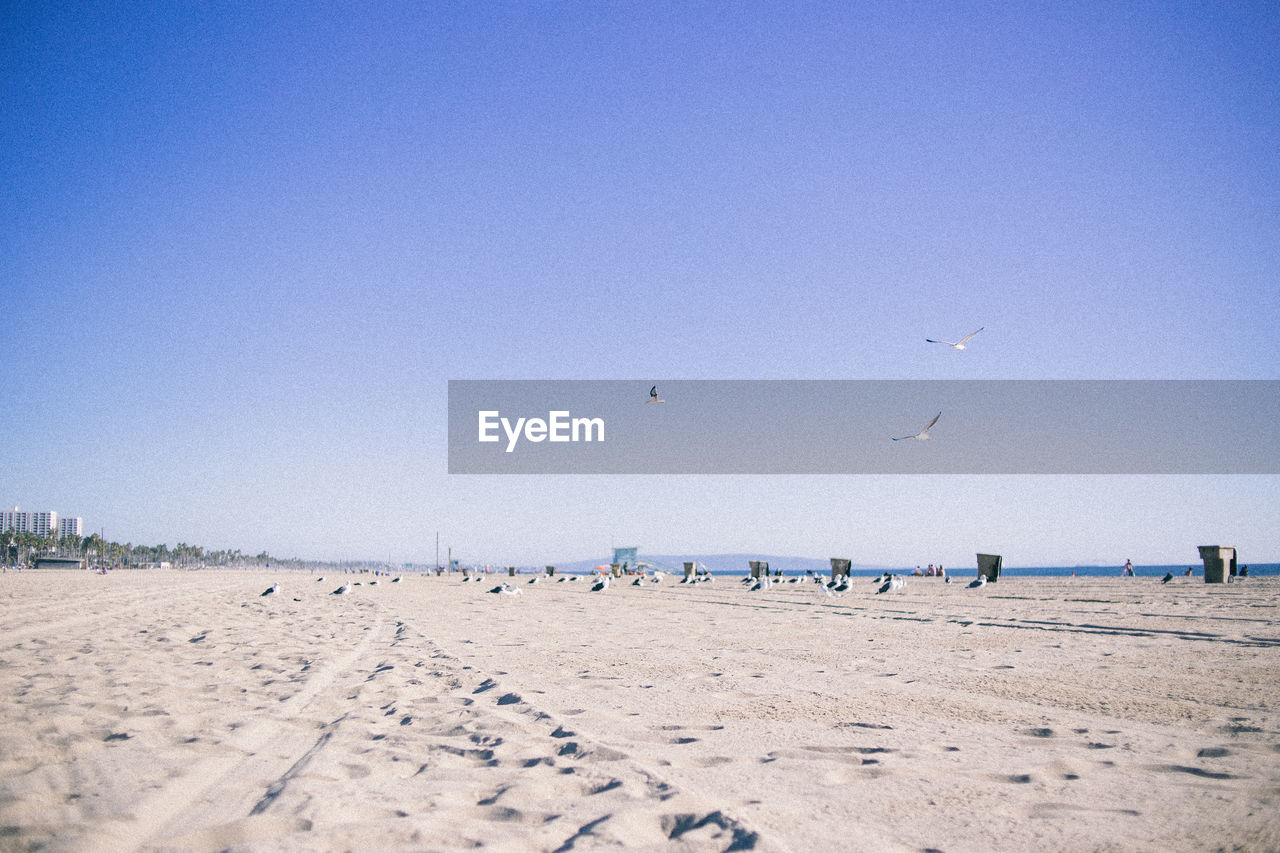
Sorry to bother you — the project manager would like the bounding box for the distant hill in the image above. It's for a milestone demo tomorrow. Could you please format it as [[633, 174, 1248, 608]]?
[[543, 553, 893, 575]]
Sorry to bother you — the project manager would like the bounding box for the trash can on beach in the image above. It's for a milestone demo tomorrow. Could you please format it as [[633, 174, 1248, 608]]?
[[830, 558, 851, 581], [976, 553, 1003, 582], [1197, 546, 1236, 584]]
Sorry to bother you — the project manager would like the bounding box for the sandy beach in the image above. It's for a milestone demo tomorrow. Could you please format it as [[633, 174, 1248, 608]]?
[[1, 569, 1277, 852]]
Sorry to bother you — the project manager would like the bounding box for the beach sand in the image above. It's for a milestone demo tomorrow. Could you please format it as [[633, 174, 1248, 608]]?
[[1, 569, 1277, 852]]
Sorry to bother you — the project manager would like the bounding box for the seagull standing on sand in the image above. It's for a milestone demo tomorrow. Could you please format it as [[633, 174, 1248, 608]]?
[[877, 574, 906, 594], [591, 575, 610, 592], [927, 327, 983, 350], [260, 583, 279, 597], [967, 575, 987, 589], [315, 576, 325, 583], [892, 412, 942, 442], [331, 582, 352, 595], [1161, 571, 1174, 584], [648, 385, 664, 404]]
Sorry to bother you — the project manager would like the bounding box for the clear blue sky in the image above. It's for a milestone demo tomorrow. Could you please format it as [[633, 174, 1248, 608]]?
[[4, 2, 1278, 566]]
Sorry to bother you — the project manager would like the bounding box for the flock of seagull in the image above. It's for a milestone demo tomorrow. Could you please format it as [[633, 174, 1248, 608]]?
[[649, 326, 984, 441], [261, 328, 988, 603], [260, 562, 1209, 600], [468, 567, 996, 598], [254, 564, 1211, 603], [257, 575, 403, 599]]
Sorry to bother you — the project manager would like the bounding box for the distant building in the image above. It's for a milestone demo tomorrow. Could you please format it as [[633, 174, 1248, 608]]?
[[34, 557, 85, 570], [2, 507, 82, 538], [29, 511, 55, 537]]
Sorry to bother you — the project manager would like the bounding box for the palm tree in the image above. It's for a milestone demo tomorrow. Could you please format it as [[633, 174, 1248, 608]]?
[[16, 531, 37, 567], [82, 533, 102, 568]]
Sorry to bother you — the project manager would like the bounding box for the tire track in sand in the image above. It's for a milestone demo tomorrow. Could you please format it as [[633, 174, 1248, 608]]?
[[71, 612, 390, 853]]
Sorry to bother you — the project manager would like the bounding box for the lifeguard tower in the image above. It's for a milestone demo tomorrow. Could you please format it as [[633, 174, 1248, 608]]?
[[612, 547, 638, 573]]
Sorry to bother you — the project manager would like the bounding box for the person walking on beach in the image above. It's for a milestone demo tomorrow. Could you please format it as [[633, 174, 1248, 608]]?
[[1122, 559, 1134, 577]]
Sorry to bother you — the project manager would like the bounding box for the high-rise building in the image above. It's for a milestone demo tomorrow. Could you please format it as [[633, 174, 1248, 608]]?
[[0, 507, 20, 532], [29, 511, 56, 537], [2, 507, 81, 538]]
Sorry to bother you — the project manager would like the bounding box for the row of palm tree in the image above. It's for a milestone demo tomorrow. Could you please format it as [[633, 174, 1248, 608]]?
[[0, 529, 279, 570]]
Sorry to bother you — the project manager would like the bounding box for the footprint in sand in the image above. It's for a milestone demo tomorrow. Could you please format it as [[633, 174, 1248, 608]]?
[[1150, 764, 1237, 780], [661, 811, 759, 850]]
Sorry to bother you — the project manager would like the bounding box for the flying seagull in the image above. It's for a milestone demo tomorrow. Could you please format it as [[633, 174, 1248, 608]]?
[[927, 327, 983, 350], [648, 385, 664, 404], [892, 411, 942, 441]]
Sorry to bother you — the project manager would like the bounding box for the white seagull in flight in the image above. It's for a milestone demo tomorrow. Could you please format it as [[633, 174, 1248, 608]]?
[[648, 385, 664, 404], [892, 411, 942, 441], [927, 327, 983, 350]]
